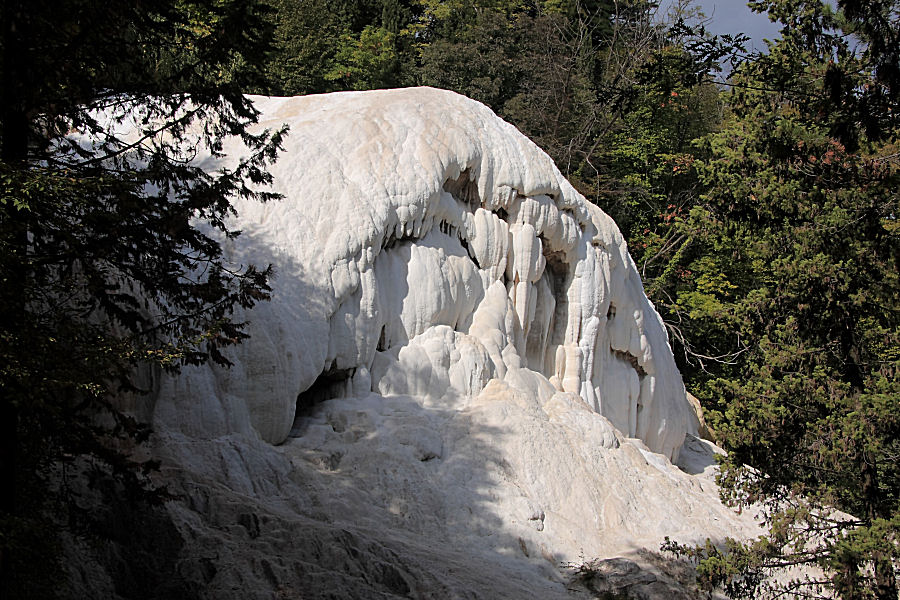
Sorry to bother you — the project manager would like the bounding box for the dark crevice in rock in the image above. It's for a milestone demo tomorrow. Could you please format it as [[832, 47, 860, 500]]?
[[382, 232, 418, 251], [293, 367, 354, 423], [544, 247, 568, 293], [238, 512, 261, 539], [376, 325, 388, 352], [524, 241, 570, 375], [457, 234, 474, 265], [606, 302, 646, 378], [613, 349, 647, 378], [543, 250, 570, 368], [443, 168, 480, 207]]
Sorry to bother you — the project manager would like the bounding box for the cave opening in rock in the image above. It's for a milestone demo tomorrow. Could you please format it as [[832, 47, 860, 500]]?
[[292, 367, 355, 427]]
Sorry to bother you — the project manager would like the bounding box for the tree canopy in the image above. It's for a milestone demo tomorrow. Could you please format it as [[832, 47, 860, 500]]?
[[657, 1, 900, 598], [0, 0, 283, 595]]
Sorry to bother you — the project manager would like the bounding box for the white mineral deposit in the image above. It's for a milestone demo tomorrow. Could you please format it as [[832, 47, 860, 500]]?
[[112, 88, 759, 599]]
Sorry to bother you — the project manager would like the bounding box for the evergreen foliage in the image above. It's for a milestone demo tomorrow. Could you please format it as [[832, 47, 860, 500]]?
[[261, 0, 420, 93], [658, 1, 900, 597], [0, 0, 283, 596]]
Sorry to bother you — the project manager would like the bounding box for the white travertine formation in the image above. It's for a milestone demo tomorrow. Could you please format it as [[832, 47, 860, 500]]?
[[74, 89, 770, 600], [151, 87, 697, 461]]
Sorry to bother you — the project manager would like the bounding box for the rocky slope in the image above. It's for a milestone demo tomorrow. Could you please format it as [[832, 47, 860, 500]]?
[[85, 88, 759, 599]]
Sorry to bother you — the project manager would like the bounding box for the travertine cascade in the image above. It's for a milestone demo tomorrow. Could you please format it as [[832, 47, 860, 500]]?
[[151, 87, 696, 461]]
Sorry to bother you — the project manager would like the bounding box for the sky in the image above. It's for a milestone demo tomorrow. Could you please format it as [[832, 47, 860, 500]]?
[[658, 0, 783, 53]]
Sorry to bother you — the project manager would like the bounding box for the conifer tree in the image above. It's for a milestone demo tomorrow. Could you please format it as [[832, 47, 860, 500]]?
[[0, 0, 283, 595], [662, 2, 900, 597]]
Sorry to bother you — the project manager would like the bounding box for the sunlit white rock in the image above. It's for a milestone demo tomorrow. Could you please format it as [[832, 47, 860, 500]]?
[[83, 88, 774, 600], [149, 87, 698, 462]]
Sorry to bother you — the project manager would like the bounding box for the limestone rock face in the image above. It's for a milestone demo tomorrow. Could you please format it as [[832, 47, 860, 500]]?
[[123, 88, 760, 599]]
